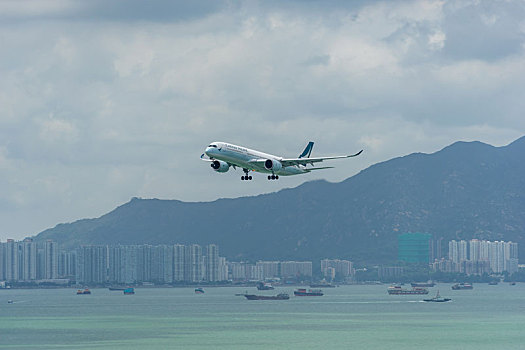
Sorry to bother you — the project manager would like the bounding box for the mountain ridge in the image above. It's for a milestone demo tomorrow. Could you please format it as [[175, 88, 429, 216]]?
[[34, 137, 525, 263]]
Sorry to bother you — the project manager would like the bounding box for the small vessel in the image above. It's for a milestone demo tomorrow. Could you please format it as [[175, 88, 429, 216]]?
[[7, 300, 13, 304], [195, 288, 205, 294], [423, 290, 451, 303], [488, 281, 498, 285], [411, 281, 435, 288], [244, 293, 289, 300], [123, 287, 135, 295], [510, 282, 516, 286], [451, 283, 473, 290], [387, 285, 429, 295], [256, 282, 274, 290], [77, 288, 91, 295], [310, 282, 336, 288], [294, 288, 323, 296]]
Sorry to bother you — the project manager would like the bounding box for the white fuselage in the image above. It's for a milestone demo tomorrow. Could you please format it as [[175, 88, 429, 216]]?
[[204, 142, 307, 176]]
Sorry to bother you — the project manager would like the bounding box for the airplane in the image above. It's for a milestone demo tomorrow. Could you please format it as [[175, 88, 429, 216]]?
[[201, 141, 362, 181]]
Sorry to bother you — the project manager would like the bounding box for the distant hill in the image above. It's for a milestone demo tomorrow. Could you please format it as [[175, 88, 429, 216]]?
[[34, 136, 525, 264]]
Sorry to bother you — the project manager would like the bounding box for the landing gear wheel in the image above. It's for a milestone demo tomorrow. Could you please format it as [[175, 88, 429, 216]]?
[[268, 175, 271, 180], [275, 175, 279, 180], [248, 176, 252, 180], [241, 176, 245, 180]]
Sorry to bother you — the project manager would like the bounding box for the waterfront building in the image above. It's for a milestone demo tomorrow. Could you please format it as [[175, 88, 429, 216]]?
[[21, 239, 37, 281], [398, 233, 432, 263], [5, 239, 19, 281], [151, 245, 173, 283], [256, 261, 280, 279], [205, 244, 219, 282], [76, 245, 108, 284], [434, 239, 519, 275], [321, 259, 353, 280], [0, 242, 5, 281], [44, 240, 59, 279], [280, 261, 312, 279], [173, 244, 185, 282], [185, 244, 203, 282], [60, 250, 76, 278], [218, 257, 228, 281]]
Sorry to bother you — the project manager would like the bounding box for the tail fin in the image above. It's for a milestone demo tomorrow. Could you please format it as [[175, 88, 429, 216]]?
[[299, 141, 314, 158]]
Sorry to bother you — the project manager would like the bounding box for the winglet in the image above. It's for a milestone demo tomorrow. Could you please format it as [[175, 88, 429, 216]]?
[[350, 150, 363, 157], [299, 141, 314, 158]]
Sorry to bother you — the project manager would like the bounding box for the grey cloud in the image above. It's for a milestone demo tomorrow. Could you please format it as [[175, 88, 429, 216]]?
[[1, 0, 525, 240], [441, 1, 525, 61]]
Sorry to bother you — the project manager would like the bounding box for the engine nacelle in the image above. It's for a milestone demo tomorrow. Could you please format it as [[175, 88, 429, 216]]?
[[211, 160, 230, 173], [264, 159, 282, 172]]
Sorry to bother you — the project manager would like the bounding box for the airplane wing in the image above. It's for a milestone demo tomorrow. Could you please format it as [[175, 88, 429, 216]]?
[[280, 150, 363, 167], [200, 153, 213, 162]]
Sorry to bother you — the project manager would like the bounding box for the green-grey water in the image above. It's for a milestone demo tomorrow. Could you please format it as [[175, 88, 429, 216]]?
[[1, 284, 524, 349]]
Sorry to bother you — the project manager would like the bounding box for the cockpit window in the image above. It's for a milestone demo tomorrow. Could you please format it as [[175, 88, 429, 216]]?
[[208, 145, 217, 148]]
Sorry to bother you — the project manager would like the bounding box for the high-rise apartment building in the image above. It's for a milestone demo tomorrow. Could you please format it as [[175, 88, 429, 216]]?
[[76, 245, 108, 284], [205, 244, 219, 282], [44, 240, 58, 279], [5, 239, 19, 281], [173, 244, 185, 282], [185, 244, 203, 282], [321, 259, 353, 280], [21, 239, 37, 281], [280, 261, 312, 278]]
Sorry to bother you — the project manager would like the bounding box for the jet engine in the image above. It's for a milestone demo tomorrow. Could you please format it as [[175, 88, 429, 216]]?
[[264, 159, 282, 172], [211, 160, 230, 173]]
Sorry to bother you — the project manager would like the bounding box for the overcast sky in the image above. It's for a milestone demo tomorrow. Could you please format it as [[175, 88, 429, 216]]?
[[1, 0, 524, 241]]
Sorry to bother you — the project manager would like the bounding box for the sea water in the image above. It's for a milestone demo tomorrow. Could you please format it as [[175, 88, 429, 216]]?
[[1, 284, 524, 349]]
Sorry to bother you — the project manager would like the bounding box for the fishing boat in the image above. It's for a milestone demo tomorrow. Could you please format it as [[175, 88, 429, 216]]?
[[423, 290, 451, 302], [294, 288, 323, 296], [451, 283, 473, 290], [387, 285, 429, 295], [195, 288, 205, 294], [123, 287, 135, 295], [76, 288, 91, 295], [256, 282, 274, 290], [244, 293, 289, 300]]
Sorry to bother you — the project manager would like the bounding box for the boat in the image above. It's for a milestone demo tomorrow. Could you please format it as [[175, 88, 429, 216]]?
[[7, 300, 13, 304], [244, 293, 290, 300], [310, 283, 336, 288], [109, 287, 126, 291], [76, 288, 91, 295], [510, 282, 516, 286], [387, 285, 429, 295], [411, 281, 435, 288], [294, 288, 324, 296], [123, 287, 135, 295], [256, 282, 274, 290], [488, 281, 498, 285], [423, 290, 451, 303], [451, 283, 473, 290], [195, 288, 205, 294]]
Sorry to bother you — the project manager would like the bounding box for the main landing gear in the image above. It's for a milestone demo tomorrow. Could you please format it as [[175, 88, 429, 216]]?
[[267, 175, 279, 180], [241, 169, 253, 181]]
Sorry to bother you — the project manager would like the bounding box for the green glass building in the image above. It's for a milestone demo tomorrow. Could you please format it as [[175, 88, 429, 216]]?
[[398, 233, 432, 263]]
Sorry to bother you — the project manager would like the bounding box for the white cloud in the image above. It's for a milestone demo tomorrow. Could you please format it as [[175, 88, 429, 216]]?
[[0, 0, 524, 240]]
